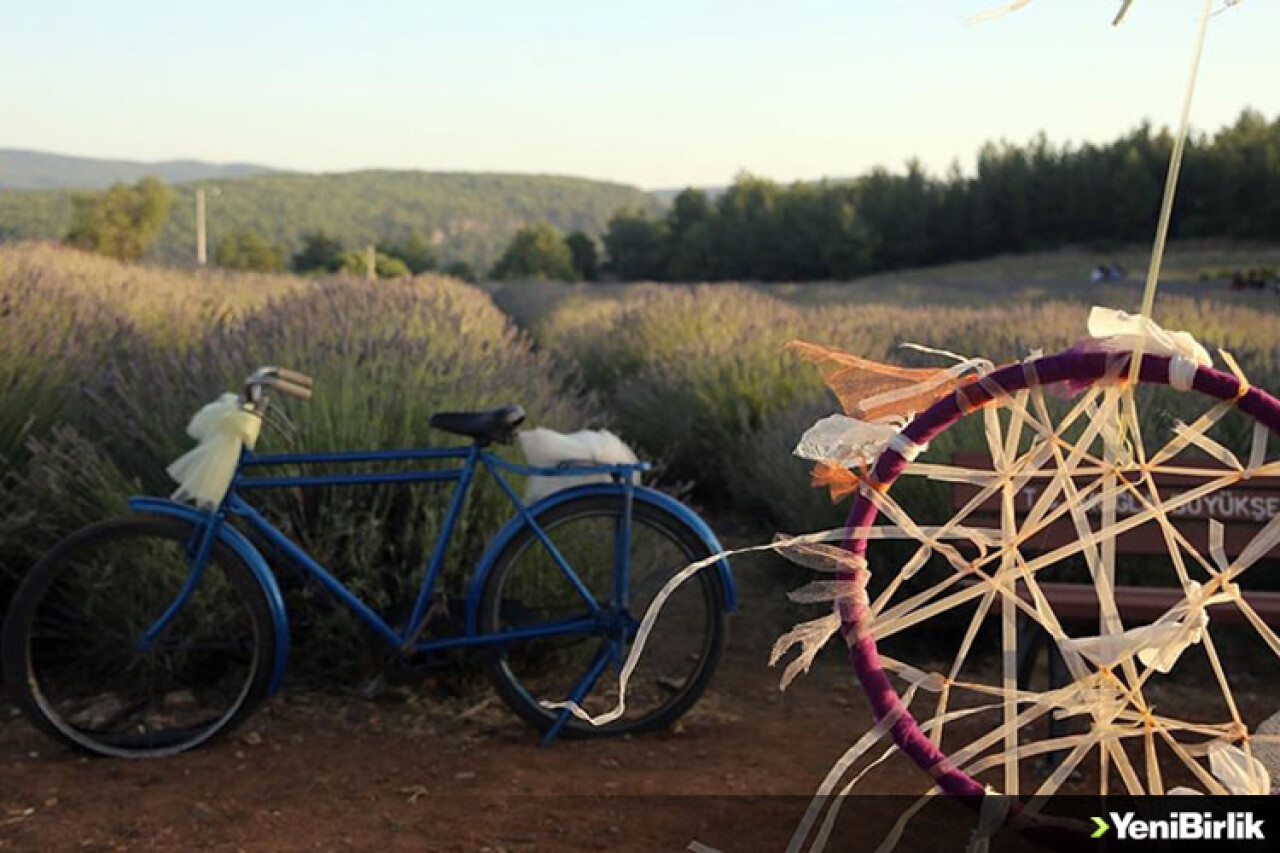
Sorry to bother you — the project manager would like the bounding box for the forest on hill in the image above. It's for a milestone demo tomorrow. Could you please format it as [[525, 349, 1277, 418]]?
[[0, 170, 657, 273], [595, 109, 1280, 282]]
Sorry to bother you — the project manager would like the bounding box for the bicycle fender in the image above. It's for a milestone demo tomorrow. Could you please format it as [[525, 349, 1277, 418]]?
[[127, 496, 291, 695], [465, 484, 736, 634]]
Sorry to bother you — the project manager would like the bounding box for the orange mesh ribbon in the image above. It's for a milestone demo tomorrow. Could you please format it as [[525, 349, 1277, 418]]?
[[787, 341, 957, 422], [811, 461, 862, 502]]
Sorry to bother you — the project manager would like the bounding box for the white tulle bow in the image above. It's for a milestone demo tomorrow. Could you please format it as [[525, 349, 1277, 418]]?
[[517, 427, 639, 503], [166, 394, 262, 508]]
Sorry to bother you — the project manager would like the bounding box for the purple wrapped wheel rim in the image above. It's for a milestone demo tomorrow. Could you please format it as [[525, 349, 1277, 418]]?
[[839, 350, 1280, 848]]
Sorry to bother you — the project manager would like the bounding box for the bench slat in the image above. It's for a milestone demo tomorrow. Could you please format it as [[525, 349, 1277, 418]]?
[[961, 578, 1280, 626]]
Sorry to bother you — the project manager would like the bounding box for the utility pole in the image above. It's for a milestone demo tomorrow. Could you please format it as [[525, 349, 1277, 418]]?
[[196, 188, 207, 266]]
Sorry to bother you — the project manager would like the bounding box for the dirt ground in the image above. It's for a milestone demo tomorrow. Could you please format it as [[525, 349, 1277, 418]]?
[[1, 555, 994, 853], [4, 552, 1274, 852], [0, 656, 911, 849], [0, 656, 936, 852]]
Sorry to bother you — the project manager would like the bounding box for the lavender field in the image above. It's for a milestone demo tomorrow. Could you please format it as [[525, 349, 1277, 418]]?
[[3, 241, 1279, 670], [0, 243, 596, 676]]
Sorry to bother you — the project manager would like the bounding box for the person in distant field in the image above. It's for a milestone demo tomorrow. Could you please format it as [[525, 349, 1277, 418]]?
[[1090, 265, 1107, 284], [1231, 270, 1245, 291]]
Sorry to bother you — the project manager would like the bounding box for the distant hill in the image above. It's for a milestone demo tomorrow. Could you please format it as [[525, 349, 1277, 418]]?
[[0, 149, 274, 190], [648, 186, 726, 205], [0, 169, 660, 271]]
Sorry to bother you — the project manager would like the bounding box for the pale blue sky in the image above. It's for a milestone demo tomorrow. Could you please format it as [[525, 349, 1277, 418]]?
[[2, 1, 1276, 188]]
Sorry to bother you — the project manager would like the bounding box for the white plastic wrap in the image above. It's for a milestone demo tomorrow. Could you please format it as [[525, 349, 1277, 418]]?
[[1209, 741, 1271, 795], [1085, 307, 1212, 367], [1060, 607, 1209, 674], [1253, 710, 1280, 794], [793, 414, 899, 467]]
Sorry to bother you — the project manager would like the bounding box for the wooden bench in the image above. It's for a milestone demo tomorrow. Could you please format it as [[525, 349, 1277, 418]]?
[[951, 452, 1280, 562], [949, 452, 1280, 768]]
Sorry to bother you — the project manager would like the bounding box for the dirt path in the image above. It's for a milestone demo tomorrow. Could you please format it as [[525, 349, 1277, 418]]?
[[4, 554, 1261, 852], [0, 567, 957, 853], [0, 664, 900, 852]]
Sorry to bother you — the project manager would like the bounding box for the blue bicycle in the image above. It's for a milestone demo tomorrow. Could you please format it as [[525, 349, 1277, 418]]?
[[1, 367, 735, 757]]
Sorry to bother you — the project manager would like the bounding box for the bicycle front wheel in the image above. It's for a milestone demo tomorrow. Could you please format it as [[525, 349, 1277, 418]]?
[[2, 516, 276, 758], [480, 494, 727, 737]]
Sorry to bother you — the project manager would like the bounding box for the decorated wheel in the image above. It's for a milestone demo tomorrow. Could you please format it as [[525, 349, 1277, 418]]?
[[779, 322, 1280, 849]]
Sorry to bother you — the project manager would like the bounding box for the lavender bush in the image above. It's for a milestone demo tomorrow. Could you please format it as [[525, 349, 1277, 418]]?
[[519, 279, 1280, 534], [0, 247, 598, 680]]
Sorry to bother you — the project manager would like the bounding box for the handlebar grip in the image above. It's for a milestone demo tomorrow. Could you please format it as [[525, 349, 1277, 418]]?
[[264, 377, 313, 401], [276, 368, 314, 388]]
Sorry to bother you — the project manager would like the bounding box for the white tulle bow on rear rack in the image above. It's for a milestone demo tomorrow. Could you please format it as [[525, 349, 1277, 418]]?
[[517, 427, 639, 503]]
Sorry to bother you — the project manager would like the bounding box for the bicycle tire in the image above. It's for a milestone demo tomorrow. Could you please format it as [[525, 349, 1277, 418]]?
[[480, 494, 726, 738], [2, 516, 276, 758]]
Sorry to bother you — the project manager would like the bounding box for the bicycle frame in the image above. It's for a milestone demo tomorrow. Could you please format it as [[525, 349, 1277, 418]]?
[[168, 444, 655, 653], [128, 437, 735, 746]]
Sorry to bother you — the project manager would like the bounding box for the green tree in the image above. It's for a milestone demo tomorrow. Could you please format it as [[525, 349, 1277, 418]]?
[[491, 222, 578, 281], [66, 176, 172, 261], [340, 250, 413, 278], [377, 255, 412, 278], [443, 260, 477, 282], [856, 161, 942, 269], [565, 231, 600, 280], [215, 228, 287, 272], [709, 174, 786, 280], [292, 231, 345, 273], [379, 233, 436, 274], [664, 188, 715, 280], [776, 180, 872, 279], [603, 210, 668, 280]]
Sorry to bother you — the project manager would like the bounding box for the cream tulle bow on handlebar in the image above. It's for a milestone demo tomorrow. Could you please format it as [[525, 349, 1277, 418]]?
[[167, 366, 313, 508], [167, 394, 264, 508]]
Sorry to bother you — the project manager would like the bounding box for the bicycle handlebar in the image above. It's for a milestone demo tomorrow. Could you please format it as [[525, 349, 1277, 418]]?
[[274, 368, 314, 389], [243, 366, 314, 405], [261, 376, 313, 401]]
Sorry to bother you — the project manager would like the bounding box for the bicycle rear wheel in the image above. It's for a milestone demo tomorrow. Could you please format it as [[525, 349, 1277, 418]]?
[[480, 494, 726, 737], [2, 516, 276, 757]]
